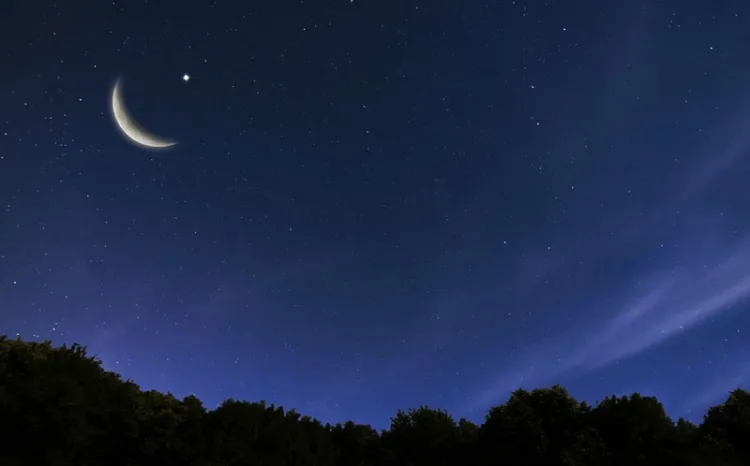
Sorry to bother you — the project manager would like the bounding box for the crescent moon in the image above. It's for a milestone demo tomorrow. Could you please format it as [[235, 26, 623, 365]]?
[[110, 78, 177, 149]]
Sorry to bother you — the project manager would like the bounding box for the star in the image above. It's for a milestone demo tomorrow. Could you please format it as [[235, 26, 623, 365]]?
[[182, 74, 190, 82]]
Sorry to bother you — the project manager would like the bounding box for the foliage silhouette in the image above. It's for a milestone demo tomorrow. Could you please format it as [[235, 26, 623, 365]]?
[[1, 335, 748, 466]]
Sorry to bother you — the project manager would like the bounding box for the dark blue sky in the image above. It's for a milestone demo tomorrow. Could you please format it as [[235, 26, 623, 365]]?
[[2, 0, 749, 428]]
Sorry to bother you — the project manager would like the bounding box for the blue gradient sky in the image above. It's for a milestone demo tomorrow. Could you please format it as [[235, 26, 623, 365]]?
[[1, 0, 749, 428]]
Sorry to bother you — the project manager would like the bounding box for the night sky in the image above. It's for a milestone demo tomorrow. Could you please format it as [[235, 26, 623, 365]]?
[[2, 0, 750, 429]]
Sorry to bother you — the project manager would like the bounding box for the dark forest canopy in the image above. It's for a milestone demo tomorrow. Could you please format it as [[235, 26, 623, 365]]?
[[0, 336, 748, 466]]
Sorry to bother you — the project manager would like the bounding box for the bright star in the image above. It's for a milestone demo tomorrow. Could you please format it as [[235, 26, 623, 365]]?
[[182, 74, 190, 82]]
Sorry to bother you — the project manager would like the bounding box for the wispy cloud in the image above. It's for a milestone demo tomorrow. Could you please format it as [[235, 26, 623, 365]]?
[[468, 111, 750, 411], [679, 358, 750, 415], [470, 239, 750, 412], [566, 242, 750, 371]]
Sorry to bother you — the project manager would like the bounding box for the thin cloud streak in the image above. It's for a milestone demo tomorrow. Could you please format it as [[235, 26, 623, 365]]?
[[469, 109, 750, 411], [567, 242, 750, 372], [469, 241, 750, 411], [679, 358, 750, 414]]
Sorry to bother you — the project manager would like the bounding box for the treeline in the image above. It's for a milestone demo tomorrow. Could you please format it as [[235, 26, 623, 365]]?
[[0, 336, 748, 466]]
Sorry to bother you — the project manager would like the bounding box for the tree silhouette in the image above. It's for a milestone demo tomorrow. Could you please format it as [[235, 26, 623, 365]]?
[[0, 334, 748, 466], [477, 385, 599, 466], [697, 389, 750, 465], [330, 421, 380, 466], [587, 393, 680, 465], [381, 406, 460, 466]]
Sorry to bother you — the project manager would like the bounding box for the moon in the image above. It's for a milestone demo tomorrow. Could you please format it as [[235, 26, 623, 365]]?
[[110, 77, 177, 150]]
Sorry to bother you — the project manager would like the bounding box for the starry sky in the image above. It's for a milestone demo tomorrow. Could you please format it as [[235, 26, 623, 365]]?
[[2, 0, 750, 429]]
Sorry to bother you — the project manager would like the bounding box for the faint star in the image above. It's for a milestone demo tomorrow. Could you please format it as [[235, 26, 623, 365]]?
[[182, 74, 190, 82]]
